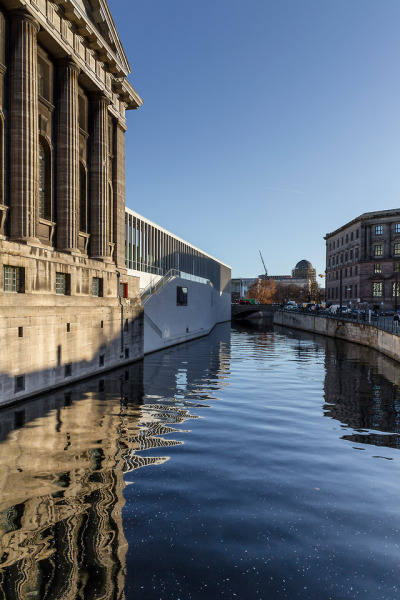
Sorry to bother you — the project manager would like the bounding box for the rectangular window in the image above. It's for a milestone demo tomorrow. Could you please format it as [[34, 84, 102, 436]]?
[[396, 223, 400, 234], [373, 282, 383, 297], [375, 225, 383, 235], [351, 232, 354, 241], [355, 284, 357, 297], [374, 245, 383, 257], [346, 234, 349, 243], [4, 266, 24, 293], [355, 266, 358, 275], [355, 247, 359, 258], [374, 263, 381, 273], [92, 277, 103, 297], [356, 229, 359, 239], [56, 272, 70, 295], [393, 282, 400, 297], [14, 376, 25, 393], [395, 262, 400, 273], [177, 286, 188, 306], [395, 244, 400, 256]]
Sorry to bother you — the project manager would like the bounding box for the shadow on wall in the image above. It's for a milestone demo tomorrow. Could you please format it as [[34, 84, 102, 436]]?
[[0, 311, 144, 405]]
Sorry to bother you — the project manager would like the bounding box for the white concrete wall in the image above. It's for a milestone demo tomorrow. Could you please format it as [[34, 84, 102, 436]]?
[[127, 270, 162, 292], [143, 277, 231, 354]]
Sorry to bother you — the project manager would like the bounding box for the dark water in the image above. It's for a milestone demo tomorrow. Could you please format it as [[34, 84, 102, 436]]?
[[1, 322, 400, 599]]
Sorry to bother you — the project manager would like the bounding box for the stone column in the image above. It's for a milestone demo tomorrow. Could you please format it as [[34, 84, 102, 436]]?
[[9, 11, 40, 243], [113, 120, 127, 269], [57, 59, 80, 253], [90, 93, 110, 260]]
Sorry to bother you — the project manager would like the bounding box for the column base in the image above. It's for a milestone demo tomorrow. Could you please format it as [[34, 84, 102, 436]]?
[[56, 248, 81, 257], [10, 236, 41, 247], [90, 255, 114, 264]]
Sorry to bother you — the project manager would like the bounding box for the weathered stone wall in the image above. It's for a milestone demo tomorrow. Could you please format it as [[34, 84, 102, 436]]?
[[274, 311, 400, 364], [0, 240, 143, 405]]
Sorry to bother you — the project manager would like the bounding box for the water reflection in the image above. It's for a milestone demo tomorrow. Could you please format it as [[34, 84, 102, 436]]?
[[322, 336, 400, 449], [276, 324, 400, 450], [0, 323, 231, 599]]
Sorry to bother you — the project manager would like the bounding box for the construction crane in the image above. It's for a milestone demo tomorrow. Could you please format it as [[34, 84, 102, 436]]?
[[259, 250, 268, 278]]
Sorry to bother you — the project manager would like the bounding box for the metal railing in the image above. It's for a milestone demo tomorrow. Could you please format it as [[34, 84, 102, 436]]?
[[140, 269, 180, 304], [277, 308, 400, 336], [140, 269, 214, 305]]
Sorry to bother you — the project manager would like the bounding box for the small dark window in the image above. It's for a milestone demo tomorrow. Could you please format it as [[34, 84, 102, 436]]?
[[14, 409, 25, 427], [100, 320, 104, 329], [124, 370, 129, 381], [65, 364, 72, 377], [99, 354, 105, 367], [66, 323, 70, 332], [18, 327, 23, 338], [177, 286, 188, 306], [99, 379, 105, 392], [124, 348, 129, 359], [15, 376, 25, 393]]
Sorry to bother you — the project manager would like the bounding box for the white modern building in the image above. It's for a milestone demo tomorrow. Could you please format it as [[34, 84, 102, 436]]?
[[125, 208, 231, 354]]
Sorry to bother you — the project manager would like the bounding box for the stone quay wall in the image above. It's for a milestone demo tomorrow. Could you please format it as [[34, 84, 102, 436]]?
[[274, 310, 400, 364], [0, 241, 144, 406]]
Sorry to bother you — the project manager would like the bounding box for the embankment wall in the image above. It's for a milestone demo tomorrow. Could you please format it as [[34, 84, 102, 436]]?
[[274, 311, 400, 364]]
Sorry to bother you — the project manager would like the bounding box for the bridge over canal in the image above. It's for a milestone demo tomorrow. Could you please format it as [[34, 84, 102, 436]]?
[[231, 304, 276, 320]]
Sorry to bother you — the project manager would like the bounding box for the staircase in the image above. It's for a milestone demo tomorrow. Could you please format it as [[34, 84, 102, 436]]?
[[140, 269, 180, 305]]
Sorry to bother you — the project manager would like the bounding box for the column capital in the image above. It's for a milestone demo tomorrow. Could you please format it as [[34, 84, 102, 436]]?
[[90, 91, 112, 106], [57, 57, 80, 75], [9, 9, 40, 33]]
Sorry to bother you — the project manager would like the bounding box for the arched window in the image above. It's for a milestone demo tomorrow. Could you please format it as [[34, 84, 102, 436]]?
[[79, 163, 87, 232], [38, 139, 51, 220]]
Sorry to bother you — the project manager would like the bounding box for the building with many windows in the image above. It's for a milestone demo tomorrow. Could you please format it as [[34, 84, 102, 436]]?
[[325, 209, 400, 310], [0, 0, 144, 403]]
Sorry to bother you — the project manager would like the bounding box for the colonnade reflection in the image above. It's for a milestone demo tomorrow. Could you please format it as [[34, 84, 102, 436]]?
[[0, 323, 231, 599]]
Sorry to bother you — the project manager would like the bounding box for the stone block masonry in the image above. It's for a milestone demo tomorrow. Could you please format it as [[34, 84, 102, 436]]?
[[0, 240, 143, 406], [274, 311, 400, 364]]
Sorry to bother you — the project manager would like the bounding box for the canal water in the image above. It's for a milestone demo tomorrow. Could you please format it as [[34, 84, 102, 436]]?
[[1, 321, 400, 599]]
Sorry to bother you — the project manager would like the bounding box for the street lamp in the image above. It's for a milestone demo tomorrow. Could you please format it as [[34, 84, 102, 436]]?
[[339, 269, 343, 312]]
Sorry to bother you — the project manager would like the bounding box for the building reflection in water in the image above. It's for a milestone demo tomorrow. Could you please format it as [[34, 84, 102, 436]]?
[[322, 336, 400, 449], [0, 323, 231, 599], [276, 324, 400, 451]]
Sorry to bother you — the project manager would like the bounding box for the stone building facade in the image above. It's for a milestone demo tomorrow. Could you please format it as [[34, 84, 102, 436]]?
[[325, 208, 400, 310], [0, 0, 144, 404]]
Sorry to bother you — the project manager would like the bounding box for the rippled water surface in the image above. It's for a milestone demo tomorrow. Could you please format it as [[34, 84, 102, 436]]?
[[1, 321, 400, 599]]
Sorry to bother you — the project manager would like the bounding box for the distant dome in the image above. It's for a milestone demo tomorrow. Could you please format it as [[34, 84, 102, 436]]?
[[295, 260, 313, 270], [292, 259, 316, 282]]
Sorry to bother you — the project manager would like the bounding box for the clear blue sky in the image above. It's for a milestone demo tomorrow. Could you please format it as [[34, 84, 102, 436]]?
[[108, 0, 400, 280]]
